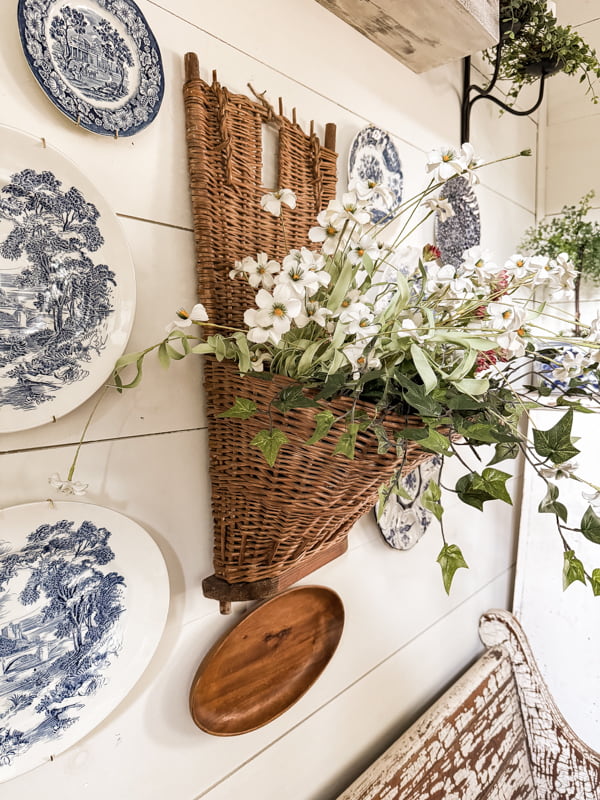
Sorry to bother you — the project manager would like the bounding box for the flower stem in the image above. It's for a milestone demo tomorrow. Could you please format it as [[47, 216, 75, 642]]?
[[67, 385, 110, 481]]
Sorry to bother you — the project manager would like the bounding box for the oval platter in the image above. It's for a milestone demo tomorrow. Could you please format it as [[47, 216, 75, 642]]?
[[0, 501, 169, 782], [17, 0, 164, 137], [434, 175, 481, 267], [189, 586, 344, 736], [0, 124, 135, 433], [348, 125, 403, 223]]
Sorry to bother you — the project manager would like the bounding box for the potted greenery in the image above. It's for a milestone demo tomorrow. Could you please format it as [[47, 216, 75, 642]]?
[[486, 0, 600, 106], [521, 191, 600, 334]]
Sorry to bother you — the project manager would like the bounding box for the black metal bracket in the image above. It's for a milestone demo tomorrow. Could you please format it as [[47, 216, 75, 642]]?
[[460, 38, 549, 143]]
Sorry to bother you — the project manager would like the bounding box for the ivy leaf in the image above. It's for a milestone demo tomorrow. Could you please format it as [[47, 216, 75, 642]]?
[[538, 483, 568, 523], [590, 569, 600, 596], [373, 422, 391, 454], [306, 410, 336, 445], [218, 397, 258, 420], [563, 549, 586, 591], [272, 384, 320, 413], [414, 428, 453, 455], [395, 375, 443, 416], [488, 441, 520, 465], [581, 506, 600, 545], [314, 371, 347, 401], [437, 543, 468, 595], [533, 409, 580, 463], [456, 469, 512, 510], [421, 480, 443, 521], [333, 422, 360, 459], [250, 429, 288, 467]]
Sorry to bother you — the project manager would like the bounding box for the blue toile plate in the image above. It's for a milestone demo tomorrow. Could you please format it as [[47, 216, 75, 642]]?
[[0, 125, 135, 433], [17, 0, 164, 137], [348, 125, 403, 223], [0, 501, 169, 782], [434, 175, 481, 267]]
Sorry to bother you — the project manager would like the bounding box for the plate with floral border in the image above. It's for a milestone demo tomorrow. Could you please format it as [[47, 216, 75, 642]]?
[[0, 501, 169, 782], [348, 125, 403, 223], [0, 124, 135, 433], [17, 0, 164, 137]]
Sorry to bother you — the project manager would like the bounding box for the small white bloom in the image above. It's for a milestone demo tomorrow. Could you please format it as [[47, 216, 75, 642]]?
[[247, 285, 302, 341], [327, 192, 371, 226], [260, 188, 297, 217], [241, 253, 281, 289], [426, 146, 464, 182], [342, 343, 381, 378], [504, 254, 531, 280], [583, 490, 600, 509], [49, 473, 88, 496], [349, 177, 395, 207], [165, 303, 209, 333], [551, 350, 586, 383], [423, 197, 455, 222], [295, 301, 332, 329], [459, 142, 483, 185], [539, 461, 579, 480], [339, 302, 376, 336], [460, 246, 498, 278], [308, 211, 345, 255], [487, 301, 525, 331], [425, 263, 455, 294], [394, 312, 425, 342], [497, 328, 527, 358], [348, 235, 380, 266]]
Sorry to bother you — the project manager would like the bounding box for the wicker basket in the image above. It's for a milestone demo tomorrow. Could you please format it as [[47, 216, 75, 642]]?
[[182, 54, 432, 606]]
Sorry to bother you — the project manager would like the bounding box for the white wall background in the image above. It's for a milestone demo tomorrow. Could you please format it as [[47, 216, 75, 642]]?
[[0, 2, 540, 798]]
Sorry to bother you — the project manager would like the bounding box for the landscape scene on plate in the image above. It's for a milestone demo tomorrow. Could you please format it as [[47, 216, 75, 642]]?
[[0, 519, 125, 768], [49, 5, 135, 103], [0, 168, 116, 412]]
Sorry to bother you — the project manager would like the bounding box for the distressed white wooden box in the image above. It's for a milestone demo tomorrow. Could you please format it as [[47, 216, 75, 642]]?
[[314, 0, 499, 73], [338, 610, 600, 799]]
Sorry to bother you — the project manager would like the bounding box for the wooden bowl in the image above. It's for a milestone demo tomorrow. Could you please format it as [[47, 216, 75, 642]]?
[[189, 585, 344, 735]]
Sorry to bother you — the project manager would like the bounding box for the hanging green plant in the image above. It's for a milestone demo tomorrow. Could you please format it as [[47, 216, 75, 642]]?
[[485, 0, 600, 106]]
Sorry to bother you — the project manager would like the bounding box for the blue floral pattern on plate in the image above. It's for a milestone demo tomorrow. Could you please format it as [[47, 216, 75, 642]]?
[[348, 126, 403, 222], [17, 0, 164, 137], [434, 176, 481, 267], [375, 456, 442, 550], [0, 502, 168, 782]]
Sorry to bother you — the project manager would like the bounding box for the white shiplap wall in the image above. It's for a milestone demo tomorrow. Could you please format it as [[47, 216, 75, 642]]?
[[0, 2, 539, 798]]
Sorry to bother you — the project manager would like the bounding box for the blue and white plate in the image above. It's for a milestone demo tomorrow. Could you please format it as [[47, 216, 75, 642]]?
[[0, 125, 136, 433], [434, 175, 481, 267], [17, 0, 164, 137], [0, 501, 169, 782], [348, 126, 403, 223], [375, 456, 442, 551]]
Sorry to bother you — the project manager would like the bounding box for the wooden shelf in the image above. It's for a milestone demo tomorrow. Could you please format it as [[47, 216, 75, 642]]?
[[314, 0, 499, 73]]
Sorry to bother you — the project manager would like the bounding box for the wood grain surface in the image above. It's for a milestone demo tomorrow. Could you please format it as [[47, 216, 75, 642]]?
[[189, 586, 344, 735]]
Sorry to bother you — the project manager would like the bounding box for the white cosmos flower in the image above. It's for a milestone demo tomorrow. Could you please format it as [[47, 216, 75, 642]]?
[[426, 146, 464, 182], [308, 211, 345, 255], [348, 235, 380, 266], [342, 343, 381, 378], [244, 253, 281, 289], [425, 263, 455, 293], [49, 473, 88, 496], [260, 188, 297, 217], [423, 197, 455, 221], [349, 177, 395, 207], [460, 142, 483, 185], [548, 253, 577, 300], [585, 314, 600, 343], [394, 312, 425, 342], [166, 303, 209, 332], [244, 285, 302, 345], [487, 301, 524, 331], [339, 302, 375, 334], [504, 253, 531, 279], [295, 301, 332, 328], [583, 489, 600, 509], [539, 461, 579, 480], [530, 255, 556, 286], [497, 328, 527, 358], [327, 192, 371, 226], [460, 246, 498, 278], [551, 350, 586, 382]]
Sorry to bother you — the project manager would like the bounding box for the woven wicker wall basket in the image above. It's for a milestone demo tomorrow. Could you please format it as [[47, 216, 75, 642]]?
[[182, 54, 432, 609]]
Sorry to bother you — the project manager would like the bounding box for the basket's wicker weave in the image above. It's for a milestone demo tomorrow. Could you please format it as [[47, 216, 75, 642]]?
[[183, 54, 430, 588]]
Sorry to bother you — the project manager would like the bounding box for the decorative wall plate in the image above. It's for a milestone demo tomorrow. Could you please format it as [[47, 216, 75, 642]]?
[[189, 586, 344, 735], [375, 456, 442, 550], [348, 126, 403, 222], [17, 0, 164, 137], [0, 125, 135, 433], [434, 175, 481, 267], [0, 501, 169, 782]]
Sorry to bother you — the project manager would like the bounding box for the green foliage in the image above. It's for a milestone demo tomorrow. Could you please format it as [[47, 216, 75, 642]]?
[[563, 549, 586, 590], [538, 483, 567, 523], [581, 506, 600, 545], [437, 543, 469, 595], [485, 0, 600, 106], [532, 409, 580, 464], [250, 429, 288, 467], [455, 468, 512, 511], [520, 192, 600, 285], [218, 397, 258, 420]]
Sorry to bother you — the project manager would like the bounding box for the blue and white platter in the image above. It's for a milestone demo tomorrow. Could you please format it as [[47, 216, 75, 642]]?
[[0, 501, 169, 782], [434, 175, 481, 267], [0, 125, 136, 433], [375, 456, 442, 551], [17, 0, 164, 137], [348, 125, 403, 223]]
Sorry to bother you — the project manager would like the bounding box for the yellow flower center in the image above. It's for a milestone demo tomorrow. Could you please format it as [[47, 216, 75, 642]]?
[[357, 356, 366, 365], [476, 259, 484, 268], [359, 319, 369, 328], [442, 154, 451, 162], [357, 248, 365, 256], [341, 299, 350, 307], [502, 310, 512, 320], [516, 260, 524, 267], [273, 307, 285, 317], [517, 327, 526, 336], [292, 272, 301, 280]]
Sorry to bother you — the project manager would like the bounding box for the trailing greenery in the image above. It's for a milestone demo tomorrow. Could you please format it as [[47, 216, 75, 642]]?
[[485, 0, 600, 106], [521, 192, 600, 331]]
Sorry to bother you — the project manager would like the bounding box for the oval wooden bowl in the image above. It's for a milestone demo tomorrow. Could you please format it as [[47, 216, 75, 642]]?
[[189, 585, 344, 735]]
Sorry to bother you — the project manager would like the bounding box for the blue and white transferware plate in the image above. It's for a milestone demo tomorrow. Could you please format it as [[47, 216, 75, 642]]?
[[17, 0, 164, 137], [0, 125, 135, 433], [434, 175, 481, 267], [0, 501, 169, 782], [348, 125, 403, 222], [375, 456, 442, 550]]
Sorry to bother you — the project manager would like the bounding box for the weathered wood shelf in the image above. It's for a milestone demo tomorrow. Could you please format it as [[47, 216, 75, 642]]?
[[314, 0, 499, 73]]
